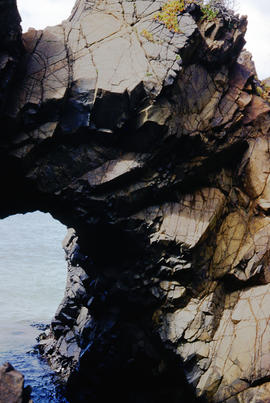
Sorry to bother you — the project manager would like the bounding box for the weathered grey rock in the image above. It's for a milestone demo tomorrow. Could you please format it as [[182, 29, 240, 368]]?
[[40, 229, 91, 378]]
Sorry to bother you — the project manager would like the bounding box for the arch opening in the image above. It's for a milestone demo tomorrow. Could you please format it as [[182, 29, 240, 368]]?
[[0, 211, 68, 401]]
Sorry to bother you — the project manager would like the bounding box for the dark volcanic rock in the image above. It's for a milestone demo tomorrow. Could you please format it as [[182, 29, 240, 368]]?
[[2, 1, 270, 403], [0, 362, 32, 403]]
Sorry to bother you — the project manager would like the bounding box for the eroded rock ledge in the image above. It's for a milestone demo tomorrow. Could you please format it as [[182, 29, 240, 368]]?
[[2, 0, 270, 402]]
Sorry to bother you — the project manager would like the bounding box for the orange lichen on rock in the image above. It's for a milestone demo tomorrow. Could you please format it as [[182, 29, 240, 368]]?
[[154, 0, 185, 32]]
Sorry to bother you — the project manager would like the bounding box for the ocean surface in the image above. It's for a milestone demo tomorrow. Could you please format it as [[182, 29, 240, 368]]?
[[0, 211, 69, 402]]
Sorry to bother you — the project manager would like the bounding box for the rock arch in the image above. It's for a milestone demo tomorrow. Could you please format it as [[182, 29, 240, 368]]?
[[1, 0, 270, 402]]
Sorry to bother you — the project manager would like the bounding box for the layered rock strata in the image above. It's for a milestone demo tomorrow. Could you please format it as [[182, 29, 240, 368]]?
[[2, 0, 270, 402]]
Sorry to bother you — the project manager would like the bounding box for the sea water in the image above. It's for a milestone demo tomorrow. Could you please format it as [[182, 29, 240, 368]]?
[[0, 211, 69, 402]]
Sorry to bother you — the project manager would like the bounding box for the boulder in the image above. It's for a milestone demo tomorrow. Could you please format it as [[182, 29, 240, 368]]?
[[0, 363, 32, 403]]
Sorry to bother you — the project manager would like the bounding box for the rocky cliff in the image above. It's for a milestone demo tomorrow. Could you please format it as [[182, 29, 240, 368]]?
[[2, 0, 270, 402]]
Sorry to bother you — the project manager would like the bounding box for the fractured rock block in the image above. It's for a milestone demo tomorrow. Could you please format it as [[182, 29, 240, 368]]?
[[152, 188, 225, 248]]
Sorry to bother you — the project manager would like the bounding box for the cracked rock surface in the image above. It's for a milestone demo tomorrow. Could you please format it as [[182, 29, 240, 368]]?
[[2, 0, 270, 402]]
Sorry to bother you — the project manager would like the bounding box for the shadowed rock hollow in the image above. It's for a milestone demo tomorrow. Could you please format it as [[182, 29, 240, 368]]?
[[1, 0, 270, 402]]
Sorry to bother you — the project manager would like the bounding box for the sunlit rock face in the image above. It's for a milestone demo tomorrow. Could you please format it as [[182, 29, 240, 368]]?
[[2, 0, 270, 402]]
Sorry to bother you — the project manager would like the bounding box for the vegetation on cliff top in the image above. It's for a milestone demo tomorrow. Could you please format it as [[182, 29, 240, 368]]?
[[152, 0, 236, 33]]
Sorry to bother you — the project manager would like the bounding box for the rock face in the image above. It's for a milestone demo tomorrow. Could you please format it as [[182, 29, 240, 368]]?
[[0, 362, 32, 403], [2, 0, 270, 402], [0, 0, 23, 116]]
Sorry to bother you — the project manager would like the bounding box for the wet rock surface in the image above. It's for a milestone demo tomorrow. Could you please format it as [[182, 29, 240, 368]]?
[[2, 0, 270, 402]]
